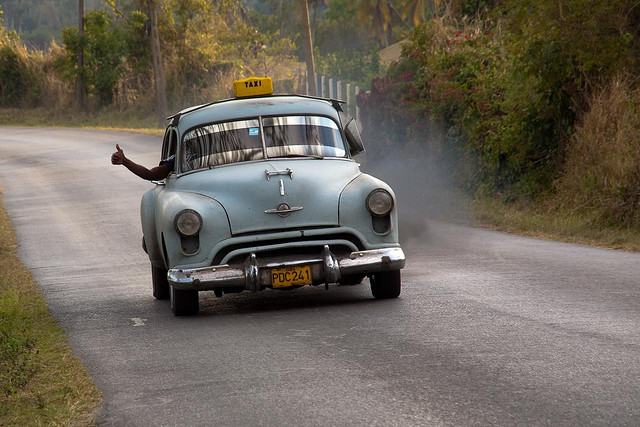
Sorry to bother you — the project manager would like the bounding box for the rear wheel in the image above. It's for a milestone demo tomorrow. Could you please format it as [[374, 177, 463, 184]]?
[[170, 286, 199, 315], [370, 270, 401, 299], [151, 264, 170, 300]]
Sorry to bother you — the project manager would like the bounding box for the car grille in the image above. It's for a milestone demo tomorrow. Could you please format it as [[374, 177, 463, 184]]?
[[212, 230, 365, 266]]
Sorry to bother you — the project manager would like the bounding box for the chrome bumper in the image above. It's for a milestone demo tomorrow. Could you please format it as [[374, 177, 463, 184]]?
[[167, 246, 405, 291]]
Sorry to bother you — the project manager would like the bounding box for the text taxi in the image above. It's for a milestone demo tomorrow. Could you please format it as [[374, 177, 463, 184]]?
[[141, 76, 406, 315]]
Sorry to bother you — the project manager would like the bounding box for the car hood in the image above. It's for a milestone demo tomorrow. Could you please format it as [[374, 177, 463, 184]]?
[[174, 159, 361, 235]]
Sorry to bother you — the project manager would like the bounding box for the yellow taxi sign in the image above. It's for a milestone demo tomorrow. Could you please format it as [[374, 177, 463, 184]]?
[[233, 77, 273, 98]]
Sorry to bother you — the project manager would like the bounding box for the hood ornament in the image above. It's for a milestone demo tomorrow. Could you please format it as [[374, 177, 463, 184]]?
[[265, 168, 293, 180], [265, 203, 303, 217]]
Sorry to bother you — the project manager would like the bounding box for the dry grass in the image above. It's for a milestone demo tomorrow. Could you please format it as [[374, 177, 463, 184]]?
[[0, 107, 163, 135], [474, 196, 640, 252], [0, 37, 72, 109], [553, 77, 640, 226], [0, 189, 101, 425], [474, 76, 640, 252]]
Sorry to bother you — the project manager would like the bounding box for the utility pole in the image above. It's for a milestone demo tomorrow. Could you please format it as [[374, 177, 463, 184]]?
[[148, 0, 167, 125], [76, 0, 84, 109], [300, 0, 317, 96]]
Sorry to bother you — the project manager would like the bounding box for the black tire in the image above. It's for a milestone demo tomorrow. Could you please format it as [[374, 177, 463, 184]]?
[[152, 264, 170, 300], [370, 270, 401, 299], [170, 286, 199, 316]]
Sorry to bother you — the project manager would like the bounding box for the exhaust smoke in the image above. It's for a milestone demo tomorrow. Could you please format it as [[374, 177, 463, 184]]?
[[359, 136, 471, 247]]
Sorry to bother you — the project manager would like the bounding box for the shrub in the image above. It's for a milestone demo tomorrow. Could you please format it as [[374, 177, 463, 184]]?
[[0, 43, 29, 106], [554, 78, 640, 226], [0, 35, 66, 108], [360, 1, 640, 202]]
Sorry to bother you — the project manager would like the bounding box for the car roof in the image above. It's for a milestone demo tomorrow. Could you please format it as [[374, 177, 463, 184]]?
[[174, 95, 343, 134]]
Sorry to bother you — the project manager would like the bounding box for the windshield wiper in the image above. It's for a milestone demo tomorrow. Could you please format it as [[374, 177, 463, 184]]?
[[272, 154, 323, 159]]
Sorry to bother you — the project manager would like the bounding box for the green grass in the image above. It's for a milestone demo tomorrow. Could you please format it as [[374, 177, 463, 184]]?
[[0, 107, 164, 136], [0, 188, 101, 425], [474, 196, 640, 252]]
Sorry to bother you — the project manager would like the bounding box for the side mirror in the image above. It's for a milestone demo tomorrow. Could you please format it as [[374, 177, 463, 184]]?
[[345, 118, 365, 156]]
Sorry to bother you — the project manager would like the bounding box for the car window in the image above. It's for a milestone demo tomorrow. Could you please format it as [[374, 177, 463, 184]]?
[[262, 116, 346, 158], [168, 129, 177, 158], [161, 128, 171, 160], [161, 128, 177, 162], [181, 119, 264, 171]]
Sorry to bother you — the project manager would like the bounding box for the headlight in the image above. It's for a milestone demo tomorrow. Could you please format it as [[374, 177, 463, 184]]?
[[174, 209, 202, 236], [366, 189, 394, 217]]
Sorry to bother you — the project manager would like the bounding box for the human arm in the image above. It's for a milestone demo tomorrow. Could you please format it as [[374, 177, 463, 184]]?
[[111, 144, 170, 181]]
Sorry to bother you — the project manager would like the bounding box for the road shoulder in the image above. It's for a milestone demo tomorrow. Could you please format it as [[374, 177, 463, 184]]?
[[0, 186, 101, 425]]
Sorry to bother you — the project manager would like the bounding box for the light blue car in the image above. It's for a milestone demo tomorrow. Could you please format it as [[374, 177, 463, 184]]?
[[141, 79, 405, 315]]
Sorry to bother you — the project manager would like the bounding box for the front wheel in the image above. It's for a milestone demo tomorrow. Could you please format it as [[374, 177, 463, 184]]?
[[170, 286, 199, 316], [370, 270, 401, 299], [152, 264, 170, 300]]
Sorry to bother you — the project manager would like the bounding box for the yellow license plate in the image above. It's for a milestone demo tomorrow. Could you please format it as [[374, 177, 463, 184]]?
[[271, 265, 312, 288]]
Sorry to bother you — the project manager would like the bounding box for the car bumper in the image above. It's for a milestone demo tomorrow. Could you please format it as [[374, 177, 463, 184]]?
[[167, 246, 405, 291]]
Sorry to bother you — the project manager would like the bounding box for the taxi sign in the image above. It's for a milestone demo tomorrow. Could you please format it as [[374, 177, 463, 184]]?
[[233, 77, 273, 98]]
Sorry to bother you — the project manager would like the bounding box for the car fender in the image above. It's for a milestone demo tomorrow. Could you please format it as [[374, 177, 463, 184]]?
[[339, 174, 399, 247], [155, 190, 231, 269], [140, 186, 165, 268]]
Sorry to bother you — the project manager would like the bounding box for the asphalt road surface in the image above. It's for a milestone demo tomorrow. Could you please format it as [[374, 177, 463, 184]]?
[[1, 127, 639, 426]]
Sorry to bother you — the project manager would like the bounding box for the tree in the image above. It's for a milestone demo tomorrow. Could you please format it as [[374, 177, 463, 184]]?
[[308, 0, 328, 39], [401, 0, 441, 26], [60, 10, 125, 106], [354, 0, 393, 46], [146, 0, 167, 124], [300, 0, 317, 95], [76, 0, 84, 109], [353, 0, 408, 46]]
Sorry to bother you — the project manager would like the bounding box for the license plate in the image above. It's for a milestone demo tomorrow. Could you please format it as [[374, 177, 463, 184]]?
[[271, 265, 312, 288]]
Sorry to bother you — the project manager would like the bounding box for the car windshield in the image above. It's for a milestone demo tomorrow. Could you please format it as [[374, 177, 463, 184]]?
[[262, 116, 346, 159], [181, 119, 264, 172], [180, 115, 346, 172]]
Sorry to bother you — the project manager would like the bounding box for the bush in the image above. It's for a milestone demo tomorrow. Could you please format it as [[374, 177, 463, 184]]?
[[0, 43, 29, 106], [0, 36, 68, 108], [554, 78, 640, 226], [360, 1, 640, 202]]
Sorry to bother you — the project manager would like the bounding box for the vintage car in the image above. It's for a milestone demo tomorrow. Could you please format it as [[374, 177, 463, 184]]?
[[142, 77, 406, 315]]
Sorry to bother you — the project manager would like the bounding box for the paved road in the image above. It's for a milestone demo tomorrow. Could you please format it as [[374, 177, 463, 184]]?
[[1, 127, 639, 426]]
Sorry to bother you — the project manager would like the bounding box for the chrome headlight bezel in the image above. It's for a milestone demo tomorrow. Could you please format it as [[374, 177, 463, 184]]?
[[174, 209, 202, 237], [366, 189, 394, 217]]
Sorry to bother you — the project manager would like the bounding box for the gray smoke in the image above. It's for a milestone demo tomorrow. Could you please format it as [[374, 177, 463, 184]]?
[[358, 138, 471, 247]]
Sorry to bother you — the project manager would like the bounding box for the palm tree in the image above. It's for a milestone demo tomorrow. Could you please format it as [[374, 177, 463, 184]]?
[[402, 0, 442, 27], [354, 0, 393, 46], [353, 0, 412, 46]]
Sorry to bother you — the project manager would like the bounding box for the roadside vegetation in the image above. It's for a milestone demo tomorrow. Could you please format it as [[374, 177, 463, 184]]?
[[0, 189, 101, 424], [358, 0, 640, 250]]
